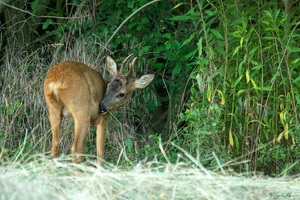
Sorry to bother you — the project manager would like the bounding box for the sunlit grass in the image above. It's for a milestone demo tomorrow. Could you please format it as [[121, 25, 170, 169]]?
[[1, 154, 300, 200]]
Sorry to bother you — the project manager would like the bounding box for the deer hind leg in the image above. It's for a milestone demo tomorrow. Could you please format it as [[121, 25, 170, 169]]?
[[45, 94, 63, 158], [71, 110, 90, 163]]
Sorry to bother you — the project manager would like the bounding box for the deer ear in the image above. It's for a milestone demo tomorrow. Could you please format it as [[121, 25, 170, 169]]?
[[106, 56, 118, 77], [134, 74, 155, 89]]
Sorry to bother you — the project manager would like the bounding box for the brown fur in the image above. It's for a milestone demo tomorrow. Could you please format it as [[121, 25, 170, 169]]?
[[44, 56, 154, 166]]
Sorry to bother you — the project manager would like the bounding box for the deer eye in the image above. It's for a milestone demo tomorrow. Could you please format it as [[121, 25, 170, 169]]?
[[116, 93, 125, 98]]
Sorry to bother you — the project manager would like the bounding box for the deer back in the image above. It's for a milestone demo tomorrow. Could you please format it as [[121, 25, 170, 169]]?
[[44, 61, 107, 124]]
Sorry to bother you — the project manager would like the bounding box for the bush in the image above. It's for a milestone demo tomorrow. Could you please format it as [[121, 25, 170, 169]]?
[[174, 0, 300, 175]]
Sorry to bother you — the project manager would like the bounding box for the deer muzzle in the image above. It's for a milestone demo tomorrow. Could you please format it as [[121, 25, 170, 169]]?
[[99, 102, 108, 114]]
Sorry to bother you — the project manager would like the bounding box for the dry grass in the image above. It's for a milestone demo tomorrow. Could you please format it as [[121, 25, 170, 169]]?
[[0, 154, 300, 200]]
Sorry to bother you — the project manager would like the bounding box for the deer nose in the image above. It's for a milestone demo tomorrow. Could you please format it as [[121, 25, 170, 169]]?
[[99, 103, 107, 114]]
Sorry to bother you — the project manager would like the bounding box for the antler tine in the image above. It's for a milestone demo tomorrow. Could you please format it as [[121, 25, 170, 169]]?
[[126, 57, 137, 77], [120, 54, 133, 74]]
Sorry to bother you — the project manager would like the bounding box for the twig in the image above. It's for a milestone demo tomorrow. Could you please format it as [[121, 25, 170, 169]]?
[[0, 2, 89, 19], [105, 0, 161, 48]]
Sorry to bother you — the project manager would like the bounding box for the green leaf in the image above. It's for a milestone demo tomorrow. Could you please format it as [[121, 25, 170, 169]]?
[[277, 132, 284, 143], [171, 40, 180, 49], [171, 3, 188, 10], [250, 60, 259, 66], [137, 24, 143, 31], [249, 120, 267, 126], [196, 74, 202, 92], [179, 32, 196, 48], [147, 101, 157, 111], [229, 129, 234, 146], [210, 29, 224, 39], [169, 15, 199, 21], [284, 123, 288, 140], [184, 49, 197, 60], [292, 58, 300, 64], [141, 17, 149, 24], [263, 36, 278, 40], [207, 83, 212, 102], [173, 65, 181, 75], [292, 137, 295, 145], [197, 37, 203, 57], [204, 10, 214, 16], [270, 71, 281, 83], [233, 46, 240, 56], [250, 78, 258, 89], [246, 69, 250, 83], [31, 0, 39, 13], [163, 33, 171, 39], [237, 89, 246, 96], [125, 138, 133, 149], [127, 0, 134, 8], [279, 111, 285, 125], [7, 107, 13, 115], [217, 89, 225, 105], [42, 19, 52, 30], [234, 75, 244, 87], [286, 45, 300, 52], [165, 41, 171, 50], [138, 49, 143, 57], [257, 86, 272, 91]]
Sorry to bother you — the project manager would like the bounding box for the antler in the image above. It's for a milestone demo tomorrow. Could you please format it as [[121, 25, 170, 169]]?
[[119, 54, 133, 74], [126, 57, 137, 77]]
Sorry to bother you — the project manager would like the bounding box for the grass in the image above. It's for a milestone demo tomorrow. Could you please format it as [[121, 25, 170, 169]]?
[[1, 154, 300, 200]]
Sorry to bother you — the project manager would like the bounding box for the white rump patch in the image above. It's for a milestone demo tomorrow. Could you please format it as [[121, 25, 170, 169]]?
[[49, 82, 57, 90], [49, 82, 59, 97]]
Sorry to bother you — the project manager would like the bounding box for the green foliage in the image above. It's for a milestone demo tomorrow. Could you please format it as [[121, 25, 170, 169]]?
[[176, 0, 300, 175], [179, 103, 228, 167]]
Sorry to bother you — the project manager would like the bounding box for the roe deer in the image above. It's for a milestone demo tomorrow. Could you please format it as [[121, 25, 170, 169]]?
[[44, 55, 154, 165]]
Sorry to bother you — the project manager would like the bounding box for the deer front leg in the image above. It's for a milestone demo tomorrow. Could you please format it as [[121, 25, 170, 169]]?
[[96, 113, 109, 166], [71, 115, 89, 163]]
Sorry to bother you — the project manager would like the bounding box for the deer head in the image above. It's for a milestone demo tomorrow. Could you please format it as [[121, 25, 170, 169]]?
[[99, 55, 154, 114]]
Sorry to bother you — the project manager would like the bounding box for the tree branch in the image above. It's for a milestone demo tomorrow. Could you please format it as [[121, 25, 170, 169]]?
[[105, 0, 161, 48]]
